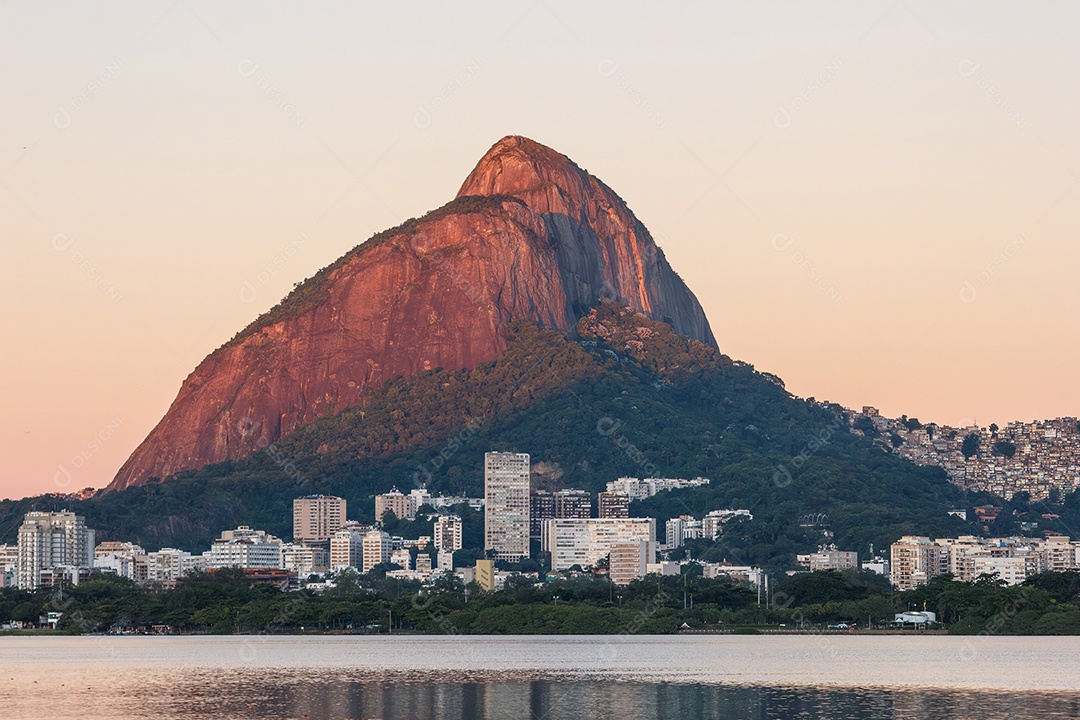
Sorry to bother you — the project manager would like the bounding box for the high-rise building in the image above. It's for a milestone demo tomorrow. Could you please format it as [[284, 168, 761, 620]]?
[[330, 526, 366, 571], [889, 536, 946, 590], [408, 487, 433, 517], [146, 548, 201, 583], [375, 488, 411, 522], [555, 489, 592, 519], [416, 553, 433, 574], [362, 530, 392, 572], [433, 515, 463, 552], [391, 548, 412, 570], [484, 452, 531, 560], [17, 511, 95, 589], [597, 492, 629, 519], [530, 490, 555, 538], [0, 544, 18, 588], [205, 526, 283, 570], [282, 543, 328, 576], [609, 539, 649, 585], [292, 495, 346, 542], [542, 518, 655, 571], [93, 541, 145, 581]]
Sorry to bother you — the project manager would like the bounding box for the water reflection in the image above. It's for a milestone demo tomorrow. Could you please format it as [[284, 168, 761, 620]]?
[[135, 670, 1080, 720]]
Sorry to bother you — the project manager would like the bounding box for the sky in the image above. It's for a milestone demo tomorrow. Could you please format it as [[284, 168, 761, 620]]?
[[2, 2, 1078, 500]]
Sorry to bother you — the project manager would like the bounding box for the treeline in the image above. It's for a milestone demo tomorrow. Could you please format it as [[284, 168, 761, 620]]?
[[4, 569, 1080, 636]]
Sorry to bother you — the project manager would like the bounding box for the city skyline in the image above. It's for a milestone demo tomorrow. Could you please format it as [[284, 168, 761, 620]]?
[[4, 2, 1080, 498]]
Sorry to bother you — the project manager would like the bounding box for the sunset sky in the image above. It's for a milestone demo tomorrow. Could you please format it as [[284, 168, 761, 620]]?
[[2, 2, 1078, 499]]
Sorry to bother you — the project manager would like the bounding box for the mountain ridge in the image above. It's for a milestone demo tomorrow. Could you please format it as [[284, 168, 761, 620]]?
[[109, 136, 714, 491]]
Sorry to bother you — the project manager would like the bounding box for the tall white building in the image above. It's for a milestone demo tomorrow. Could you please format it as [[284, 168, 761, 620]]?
[[205, 526, 283, 569], [0, 544, 18, 588], [890, 536, 943, 590], [542, 518, 655, 571], [282, 543, 328, 576], [93, 541, 145, 581], [146, 548, 200, 583], [17, 511, 95, 589], [362, 530, 392, 573], [433, 515, 463, 552], [330, 527, 366, 571], [292, 495, 346, 542], [484, 452, 531, 560]]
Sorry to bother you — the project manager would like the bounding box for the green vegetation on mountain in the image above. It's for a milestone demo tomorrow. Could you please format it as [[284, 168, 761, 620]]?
[[2, 305, 976, 564]]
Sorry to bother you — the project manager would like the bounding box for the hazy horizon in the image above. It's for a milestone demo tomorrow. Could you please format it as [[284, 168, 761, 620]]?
[[3, 2, 1078, 499]]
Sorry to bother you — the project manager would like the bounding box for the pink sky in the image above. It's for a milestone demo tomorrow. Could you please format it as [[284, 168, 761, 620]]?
[[2, 2, 1078, 499]]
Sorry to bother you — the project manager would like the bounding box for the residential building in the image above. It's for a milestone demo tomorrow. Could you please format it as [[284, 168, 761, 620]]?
[[0, 544, 18, 588], [146, 548, 199, 583], [542, 518, 656, 571], [93, 541, 145, 581], [330, 527, 366, 571], [484, 452, 531, 560], [437, 550, 454, 572], [375, 488, 411, 522], [282, 543, 327, 576], [205, 526, 283, 570], [292, 495, 346, 542], [475, 559, 496, 591], [609, 539, 649, 585], [17, 511, 95, 589], [433, 515, 463, 552], [798, 544, 859, 572], [605, 476, 710, 500], [391, 548, 412, 570], [416, 554, 432, 574], [408, 487, 433, 517], [554, 489, 592, 519], [598, 491, 629, 519], [529, 490, 555, 538], [890, 536, 944, 590], [702, 509, 753, 540], [362, 530, 392, 572]]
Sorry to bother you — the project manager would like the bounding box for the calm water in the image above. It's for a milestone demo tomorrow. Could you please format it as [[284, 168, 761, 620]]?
[[2, 635, 1079, 719]]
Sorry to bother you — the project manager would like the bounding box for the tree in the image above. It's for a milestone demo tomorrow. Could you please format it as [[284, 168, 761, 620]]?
[[989, 423, 999, 435], [961, 433, 981, 459], [991, 440, 1017, 459]]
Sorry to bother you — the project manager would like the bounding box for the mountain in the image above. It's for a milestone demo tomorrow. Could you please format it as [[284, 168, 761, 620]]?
[[109, 136, 715, 491], [1, 306, 989, 564]]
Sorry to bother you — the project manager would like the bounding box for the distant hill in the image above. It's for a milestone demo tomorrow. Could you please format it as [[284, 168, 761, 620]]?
[[0, 306, 978, 565]]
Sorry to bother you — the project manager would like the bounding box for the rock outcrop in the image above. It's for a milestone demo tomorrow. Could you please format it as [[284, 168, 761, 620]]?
[[109, 136, 716, 490]]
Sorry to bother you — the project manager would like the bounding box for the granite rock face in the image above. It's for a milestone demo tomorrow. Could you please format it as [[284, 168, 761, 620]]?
[[109, 136, 716, 490]]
